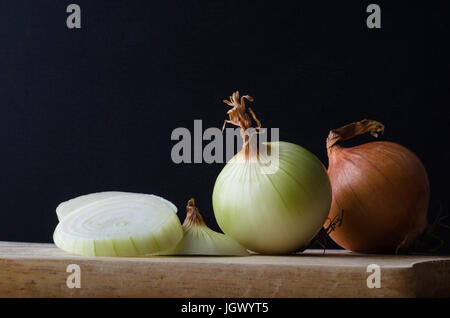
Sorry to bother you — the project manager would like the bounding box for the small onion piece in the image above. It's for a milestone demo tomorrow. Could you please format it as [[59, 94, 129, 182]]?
[[53, 193, 183, 257], [158, 199, 248, 256], [213, 91, 332, 254], [326, 119, 430, 253]]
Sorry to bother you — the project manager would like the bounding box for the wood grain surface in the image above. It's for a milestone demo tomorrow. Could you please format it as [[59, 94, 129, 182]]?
[[0, 241, 449, 297]]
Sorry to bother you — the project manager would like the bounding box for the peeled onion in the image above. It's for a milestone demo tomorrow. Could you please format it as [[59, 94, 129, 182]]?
[[213, 91, 332, 254], [159, 198, 248, 256], [326, 119, 430, 253]]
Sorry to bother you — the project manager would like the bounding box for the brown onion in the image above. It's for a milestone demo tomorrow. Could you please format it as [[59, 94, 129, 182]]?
[[326, 119, 430, 253]]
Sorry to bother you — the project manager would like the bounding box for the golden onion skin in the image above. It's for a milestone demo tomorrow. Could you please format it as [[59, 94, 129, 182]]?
[[327, 141, 429, 253]]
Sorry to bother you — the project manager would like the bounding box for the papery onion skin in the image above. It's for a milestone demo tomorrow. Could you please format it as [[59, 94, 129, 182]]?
[[213, 141, 332, 254], [326, 120, 430, 253]]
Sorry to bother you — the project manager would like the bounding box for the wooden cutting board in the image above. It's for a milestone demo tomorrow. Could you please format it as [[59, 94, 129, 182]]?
[[0, 241, 449, 297]]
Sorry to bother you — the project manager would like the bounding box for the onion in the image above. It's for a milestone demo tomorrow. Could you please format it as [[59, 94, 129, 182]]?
[[159, 198, 248, 256], [53, 192, 183, 256], [326, 119, 430, 253], [56, 191, 132, 221], [212, 91, 332, 254]]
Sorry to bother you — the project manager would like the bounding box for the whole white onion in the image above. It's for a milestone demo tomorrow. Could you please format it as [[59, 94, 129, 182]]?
[[212, 91, 332, 254]]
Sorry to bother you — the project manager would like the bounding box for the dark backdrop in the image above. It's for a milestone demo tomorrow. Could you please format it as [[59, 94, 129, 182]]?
[[0, 1, 449, 253]]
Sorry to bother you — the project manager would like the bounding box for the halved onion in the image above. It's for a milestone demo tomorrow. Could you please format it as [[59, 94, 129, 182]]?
[[53, 193, 183, 257], [56, 191, 130, 221]]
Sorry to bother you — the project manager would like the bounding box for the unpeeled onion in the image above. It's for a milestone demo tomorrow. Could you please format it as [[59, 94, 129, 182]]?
[[326, 119, 430, 253]]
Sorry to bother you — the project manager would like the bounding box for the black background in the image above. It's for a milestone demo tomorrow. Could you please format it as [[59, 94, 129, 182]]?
[[0, 1, 448, 253]]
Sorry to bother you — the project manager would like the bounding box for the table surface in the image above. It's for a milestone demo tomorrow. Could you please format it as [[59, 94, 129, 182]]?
[[1, 241, 449, 297]]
